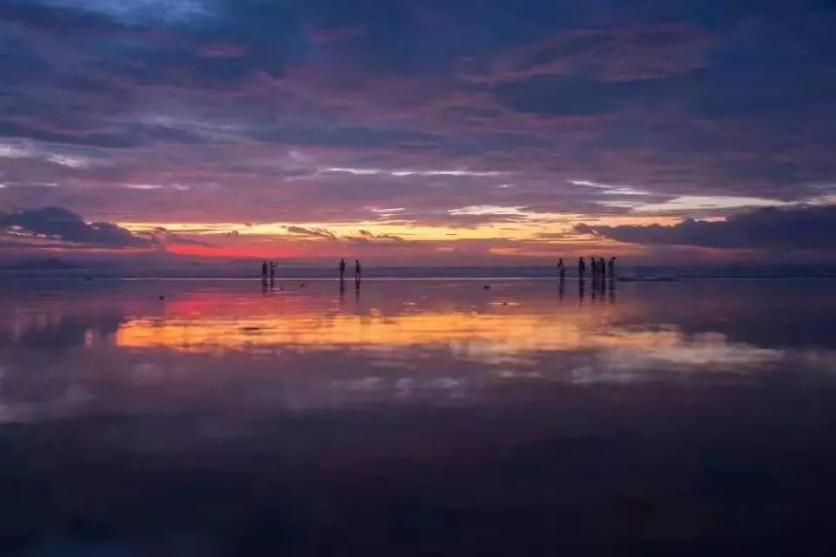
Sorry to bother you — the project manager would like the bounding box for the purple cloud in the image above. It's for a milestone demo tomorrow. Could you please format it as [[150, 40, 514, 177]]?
[[0, 0, 834, 262], [576, 205, 836, 250], [0, 207, 149, 247]]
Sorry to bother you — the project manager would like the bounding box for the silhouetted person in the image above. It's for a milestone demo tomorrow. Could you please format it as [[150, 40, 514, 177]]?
[[608, 257, 616, 279], [269, 261, 276, 283], [339, 258, 346, 282], [599, 257, 606, 282], [355, 259, 362, 285], [557, 258, 565, 280], [578, 257, 586, 279], [261, 260, 268, 282]]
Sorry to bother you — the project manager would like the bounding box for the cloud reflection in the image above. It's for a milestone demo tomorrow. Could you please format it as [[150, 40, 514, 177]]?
[[2, 278, 834, 424]]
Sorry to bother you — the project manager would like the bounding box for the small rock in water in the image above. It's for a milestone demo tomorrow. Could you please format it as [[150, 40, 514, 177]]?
[[483, 285, 491, 290], [158, 295, 165, 300]]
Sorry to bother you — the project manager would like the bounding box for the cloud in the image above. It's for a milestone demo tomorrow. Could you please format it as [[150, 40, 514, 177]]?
[[281, 225, 405, 245], [0, 140, 96, 169], [146, 226, 211, 247], [285, 225, 338, 241], [575, 205, 836, 250], [37, 0, 213, 24], [1, 0, 836, 260], [469, 24, 713, 84], [0, 207, 150, 248], [345, 230, 405, 245], [252, 126, 439, 149], [325, 167, 506, 178]]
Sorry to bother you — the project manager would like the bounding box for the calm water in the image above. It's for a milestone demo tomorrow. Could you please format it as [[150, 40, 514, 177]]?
[[1, 278, 836, 555]]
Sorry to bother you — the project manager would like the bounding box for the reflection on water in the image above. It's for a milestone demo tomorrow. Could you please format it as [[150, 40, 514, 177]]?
[[112, 305, 789, 375], [1, 278, 836, 554], [1, 278, 835, 418]]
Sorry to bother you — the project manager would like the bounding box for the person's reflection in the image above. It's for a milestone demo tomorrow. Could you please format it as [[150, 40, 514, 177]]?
[[355, 279, 361, 303], [598, 275, 608, 302], [608, 278, 616, 304], [558, 277, 565, 301], [578, 278, 585, 304]]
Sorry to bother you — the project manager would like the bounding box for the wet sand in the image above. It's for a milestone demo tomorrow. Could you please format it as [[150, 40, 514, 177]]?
[[1, 278, 835, 555]]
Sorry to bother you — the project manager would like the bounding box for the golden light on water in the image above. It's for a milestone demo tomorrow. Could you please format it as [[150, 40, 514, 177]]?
[[112, 293, 781, 369]]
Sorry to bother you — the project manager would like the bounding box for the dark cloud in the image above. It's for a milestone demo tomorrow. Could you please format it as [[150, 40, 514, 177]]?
[[282, 225, 404, 245], [0, 207, 150, 248], [285, 225, 337, 241], [576, 205, 836, 250], [346, 230, 405, 245]]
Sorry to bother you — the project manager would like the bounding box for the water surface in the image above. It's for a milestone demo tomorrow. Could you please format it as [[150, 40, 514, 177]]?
[[1, 278, 835, 555]]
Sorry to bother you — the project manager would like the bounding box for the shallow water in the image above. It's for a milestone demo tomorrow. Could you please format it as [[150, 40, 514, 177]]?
[[1, 278, 836, 555]]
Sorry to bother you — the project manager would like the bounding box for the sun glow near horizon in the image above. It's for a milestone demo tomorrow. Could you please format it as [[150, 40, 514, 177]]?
[[116, 213, 680, 260]]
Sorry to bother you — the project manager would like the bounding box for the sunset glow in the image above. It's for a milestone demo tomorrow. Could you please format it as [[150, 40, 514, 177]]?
[[1, 0, 833, 267], [3, 2, 836, 553]]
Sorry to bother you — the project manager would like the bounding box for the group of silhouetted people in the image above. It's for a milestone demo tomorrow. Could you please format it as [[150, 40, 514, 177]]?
[[262, 257, 612, 288], [339, 258, 362, 286], [261, 259, 363, 286], [557, 256, 616, 280], [261, 260, 277, 283], [557, 256, 617, 304]]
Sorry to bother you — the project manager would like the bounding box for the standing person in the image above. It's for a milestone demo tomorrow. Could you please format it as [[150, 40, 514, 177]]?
[[578, 257, 586, 279], [269, 260, 276, 282], [339, 258, 346, 282], [261, 260, 268, 282], [608, 257, 616, 279], [599, 257, 606, 280], [557, 258, 565, 280], [355, 259, 362, 285]]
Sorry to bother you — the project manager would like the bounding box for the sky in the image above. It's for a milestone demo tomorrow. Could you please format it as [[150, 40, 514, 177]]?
[[1, 0, 835, 266]]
